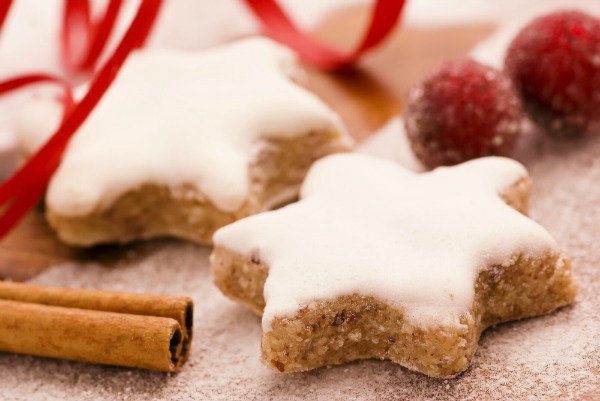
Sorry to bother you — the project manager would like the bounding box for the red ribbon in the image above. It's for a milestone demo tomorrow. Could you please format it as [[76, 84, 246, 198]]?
[[0, 0, 162, 238], [62, 0, 125, 74], [243, 0, 406, 70], [0, 0, 12, 33], [0, 74, 73, 234]]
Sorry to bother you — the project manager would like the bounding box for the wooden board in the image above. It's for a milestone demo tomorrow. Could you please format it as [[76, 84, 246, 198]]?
[[0, 7, 494, 281]]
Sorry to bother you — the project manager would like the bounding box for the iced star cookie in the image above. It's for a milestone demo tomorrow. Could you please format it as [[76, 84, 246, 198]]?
[[210, 153, 578, 378], [16, 38, 351, 246]]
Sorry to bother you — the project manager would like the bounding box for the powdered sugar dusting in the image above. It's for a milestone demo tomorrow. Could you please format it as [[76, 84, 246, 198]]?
[[0, 125, 598, 399]]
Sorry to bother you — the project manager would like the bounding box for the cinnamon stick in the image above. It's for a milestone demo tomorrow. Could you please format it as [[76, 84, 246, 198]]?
[[0, 281, 193, 372]]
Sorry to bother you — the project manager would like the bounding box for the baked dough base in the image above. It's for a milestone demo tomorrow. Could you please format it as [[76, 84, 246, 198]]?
[[47, 129, 350, 246], [211, 245, 577, 378]]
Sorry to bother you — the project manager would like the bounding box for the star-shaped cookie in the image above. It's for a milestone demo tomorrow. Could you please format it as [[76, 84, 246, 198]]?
[[211, 153, 578, 378], [17, 38, 351, 246]]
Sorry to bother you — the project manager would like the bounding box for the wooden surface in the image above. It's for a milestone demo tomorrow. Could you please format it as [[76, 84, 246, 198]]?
[[0, 7, 494, 281]]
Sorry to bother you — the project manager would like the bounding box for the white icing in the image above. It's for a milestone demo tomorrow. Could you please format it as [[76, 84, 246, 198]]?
[[17, 38, 349, 216], [212, 154, 559, 331]]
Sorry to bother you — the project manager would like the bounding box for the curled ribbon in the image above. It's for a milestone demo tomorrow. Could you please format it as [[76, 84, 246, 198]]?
[[62, 0, 125, 74], [243, 0, 406, 69], [0, 0, 162, 237]]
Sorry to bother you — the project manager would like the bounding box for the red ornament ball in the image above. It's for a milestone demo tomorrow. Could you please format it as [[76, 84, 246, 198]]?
[[404, 58, 523, 169], [505, 10, 600, 138]]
